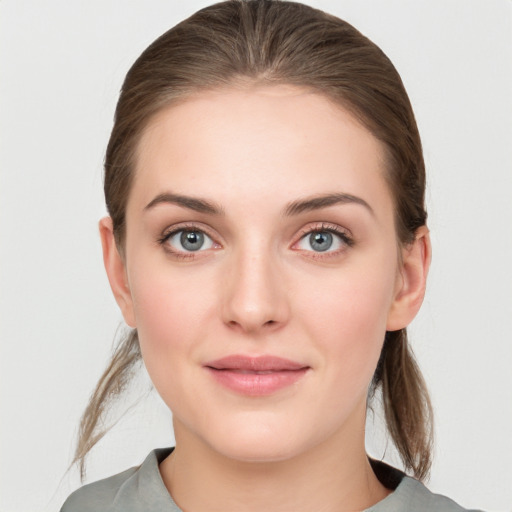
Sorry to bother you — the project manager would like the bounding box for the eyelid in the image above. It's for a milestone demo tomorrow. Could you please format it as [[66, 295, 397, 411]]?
[[158, 222, 222, 257], [156, 221, 353, 259], [292, 222, 354, 255], [159, 222, 216, 240], [296, 222, 353, 241]]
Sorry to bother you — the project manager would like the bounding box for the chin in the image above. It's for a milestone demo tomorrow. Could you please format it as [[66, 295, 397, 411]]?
[[199, 417, 317, 464], [213, 439, 302, 464]]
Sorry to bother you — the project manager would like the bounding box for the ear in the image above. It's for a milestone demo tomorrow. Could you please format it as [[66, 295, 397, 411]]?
[[99, 217, 136, 328], [386, 226, 431, 331]]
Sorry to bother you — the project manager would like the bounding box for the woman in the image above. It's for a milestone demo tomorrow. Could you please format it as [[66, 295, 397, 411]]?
[[61, 1, 481, 510]]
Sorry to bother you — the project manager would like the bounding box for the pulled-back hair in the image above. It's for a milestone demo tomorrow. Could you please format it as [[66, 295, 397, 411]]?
[[75, 0, 433, 481]]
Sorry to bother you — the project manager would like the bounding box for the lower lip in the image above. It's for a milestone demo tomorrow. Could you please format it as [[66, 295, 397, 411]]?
[[205, 367, 309, 396]]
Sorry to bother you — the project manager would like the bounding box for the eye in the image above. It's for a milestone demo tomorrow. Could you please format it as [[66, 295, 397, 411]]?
[[164, 229, 216, 253], [294, 227, 353, 254]]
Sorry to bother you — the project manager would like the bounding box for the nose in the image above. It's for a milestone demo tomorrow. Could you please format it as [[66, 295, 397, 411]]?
[[221, 246, 290, 334]]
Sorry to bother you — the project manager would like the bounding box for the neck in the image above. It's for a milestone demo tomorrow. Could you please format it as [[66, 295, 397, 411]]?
[[159, 410, 390, 512]]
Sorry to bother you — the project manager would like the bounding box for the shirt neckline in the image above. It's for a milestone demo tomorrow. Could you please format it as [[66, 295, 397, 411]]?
[[136, 447, 417, 512]]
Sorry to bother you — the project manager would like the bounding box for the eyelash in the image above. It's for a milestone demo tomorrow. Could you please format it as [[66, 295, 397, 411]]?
[[157, 223, 218, 260], [294, 223, 354, 258], [157, 222, 354, 260]]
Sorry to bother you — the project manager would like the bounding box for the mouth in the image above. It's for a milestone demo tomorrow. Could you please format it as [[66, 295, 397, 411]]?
[[204, 355, 310, 396]]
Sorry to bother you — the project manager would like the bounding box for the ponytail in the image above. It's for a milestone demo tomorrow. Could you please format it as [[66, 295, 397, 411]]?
[[72, 330, 142, 480], [372, 329, 434, 480]]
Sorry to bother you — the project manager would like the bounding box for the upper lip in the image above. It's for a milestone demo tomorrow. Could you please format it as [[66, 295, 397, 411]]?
[[205, 355, 308, 372]]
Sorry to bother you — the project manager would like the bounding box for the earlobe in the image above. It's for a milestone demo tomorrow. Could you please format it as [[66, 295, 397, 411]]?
[[99, 217, 136, 328], [386, 226, 431, 331]]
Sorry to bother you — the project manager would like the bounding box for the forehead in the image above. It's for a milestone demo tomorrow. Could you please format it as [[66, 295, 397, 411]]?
[[132, 84, 392, 216]]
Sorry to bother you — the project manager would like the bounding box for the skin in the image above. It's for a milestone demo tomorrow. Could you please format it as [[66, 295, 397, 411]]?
[[100, 84, 430, 512]]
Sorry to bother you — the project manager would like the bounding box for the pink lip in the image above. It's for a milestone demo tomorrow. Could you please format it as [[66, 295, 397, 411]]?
[[204, 355, 309, 396]]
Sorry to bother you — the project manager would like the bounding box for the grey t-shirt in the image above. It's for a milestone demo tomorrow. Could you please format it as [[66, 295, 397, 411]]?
[[61, 448, 481, 511]]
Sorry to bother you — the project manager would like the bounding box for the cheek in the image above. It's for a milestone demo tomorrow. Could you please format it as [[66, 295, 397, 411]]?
[[127, 260, 216, 393], [296, 259, 396, 380]]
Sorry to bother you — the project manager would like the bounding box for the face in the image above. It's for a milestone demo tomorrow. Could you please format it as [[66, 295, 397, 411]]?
[[105, 85, 425, 463]]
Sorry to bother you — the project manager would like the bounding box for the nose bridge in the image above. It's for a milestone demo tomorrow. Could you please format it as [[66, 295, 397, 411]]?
[[222, 236, 288, 333]]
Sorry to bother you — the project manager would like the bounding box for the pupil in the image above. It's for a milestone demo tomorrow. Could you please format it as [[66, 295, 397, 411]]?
[[181, 231, 204, 251], [310, 232, 332, 252]]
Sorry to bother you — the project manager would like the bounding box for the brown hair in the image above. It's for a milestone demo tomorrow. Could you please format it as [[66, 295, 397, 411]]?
[[75, 0, 433, 481]]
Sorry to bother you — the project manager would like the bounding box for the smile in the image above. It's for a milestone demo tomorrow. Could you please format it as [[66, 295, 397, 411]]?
[[204, 355, 310, 396]]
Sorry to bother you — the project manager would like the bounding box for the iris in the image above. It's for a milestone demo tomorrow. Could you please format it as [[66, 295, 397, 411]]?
[[309, 232, 333, 252]]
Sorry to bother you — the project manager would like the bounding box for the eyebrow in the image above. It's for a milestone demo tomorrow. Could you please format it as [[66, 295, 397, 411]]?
[[144, 193, 224, 215], [144, 191, 373, 217], [284, 193, 374, 216]]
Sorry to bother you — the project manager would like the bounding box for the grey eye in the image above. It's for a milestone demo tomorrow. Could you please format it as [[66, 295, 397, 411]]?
[[180, 231, 205, 251], [167, 230, 215, 252], [295, 230, 347, 253], [308, 232, 333, 252]]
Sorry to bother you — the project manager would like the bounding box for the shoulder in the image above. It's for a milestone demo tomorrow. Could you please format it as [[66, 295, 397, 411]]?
[[368, 460, 484, 512], [390, 476, 483, 512], [60, 466, 138, 512], [60, 448, 178, 512]]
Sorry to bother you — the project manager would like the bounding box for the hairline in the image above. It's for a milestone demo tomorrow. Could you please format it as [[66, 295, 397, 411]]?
[[114, 79, 410, 251]]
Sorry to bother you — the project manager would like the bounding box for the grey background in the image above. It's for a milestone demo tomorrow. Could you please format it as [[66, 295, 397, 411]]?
[[1, 1, 511, 510]]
